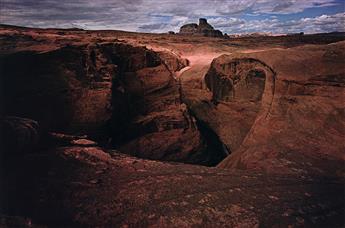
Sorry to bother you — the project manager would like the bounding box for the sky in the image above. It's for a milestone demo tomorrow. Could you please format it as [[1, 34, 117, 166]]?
[[0, 0, 344, 34]]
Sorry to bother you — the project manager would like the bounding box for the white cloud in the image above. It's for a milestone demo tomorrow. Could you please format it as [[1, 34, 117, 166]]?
[[208, 12, 345, 34]]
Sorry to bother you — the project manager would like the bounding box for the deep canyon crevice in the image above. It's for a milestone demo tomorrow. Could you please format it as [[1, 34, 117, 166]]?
[[1, 41, 229, 166]]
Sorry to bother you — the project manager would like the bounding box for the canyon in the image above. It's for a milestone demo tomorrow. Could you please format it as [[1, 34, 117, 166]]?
[[0, 25, 344, 227]]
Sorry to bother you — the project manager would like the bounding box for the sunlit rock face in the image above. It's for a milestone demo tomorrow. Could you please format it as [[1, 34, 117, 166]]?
[[192, 57, 275, 155], [205, 57, 272, 103], [204, 43, 345, 176], [179, 18, 223, 38]]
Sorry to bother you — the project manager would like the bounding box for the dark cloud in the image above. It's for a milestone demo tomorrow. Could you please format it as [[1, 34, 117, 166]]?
[[139, 23, 167, 30], [272, 2, 294, 12], [0, 0, 344, 34]]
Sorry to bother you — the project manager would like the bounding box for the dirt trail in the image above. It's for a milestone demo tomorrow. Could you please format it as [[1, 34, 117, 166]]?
[[179, 53, 220, 82], [178, 48, 280, 84]]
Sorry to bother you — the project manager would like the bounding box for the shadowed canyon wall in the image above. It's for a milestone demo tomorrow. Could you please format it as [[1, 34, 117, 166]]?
[[0, 41, 225, 165]]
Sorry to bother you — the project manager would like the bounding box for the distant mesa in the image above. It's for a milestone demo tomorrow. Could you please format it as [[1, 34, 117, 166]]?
[[179, 18, 223, 38]]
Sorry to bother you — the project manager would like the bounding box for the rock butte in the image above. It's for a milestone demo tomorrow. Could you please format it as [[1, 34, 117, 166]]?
[[0, 24, 344, 227], [179, 18, 224, 38]]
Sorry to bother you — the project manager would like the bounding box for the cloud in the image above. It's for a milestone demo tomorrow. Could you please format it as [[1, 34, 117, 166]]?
[[208, 17, 246, 28], [0, 0, 344, 33], [139, 23, 167, 30], [209, 13, 345, 34], [252, 0, 340, 14]]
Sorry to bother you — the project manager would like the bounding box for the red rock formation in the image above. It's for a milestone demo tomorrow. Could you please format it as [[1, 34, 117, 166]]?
[[0, 38, 216, 164], [179, 23, 198, 34], [199, 42, 345, 175], [179, 18, 223, 38]]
